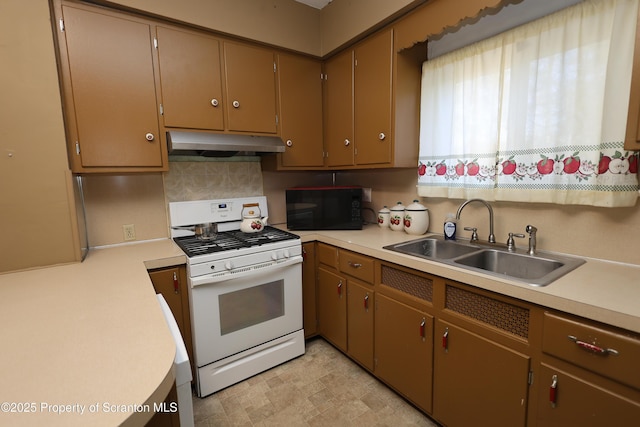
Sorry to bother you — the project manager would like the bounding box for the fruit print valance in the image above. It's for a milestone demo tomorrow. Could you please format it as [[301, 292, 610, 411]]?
[[417, 0, 640, 207], [417, 146, 639, 207]]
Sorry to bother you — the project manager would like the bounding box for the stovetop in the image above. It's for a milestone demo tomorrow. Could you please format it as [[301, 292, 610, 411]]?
[[173, 226, 300, 258]]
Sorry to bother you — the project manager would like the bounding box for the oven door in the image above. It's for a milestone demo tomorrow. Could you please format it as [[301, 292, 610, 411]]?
[[189, 258, 303, 367]]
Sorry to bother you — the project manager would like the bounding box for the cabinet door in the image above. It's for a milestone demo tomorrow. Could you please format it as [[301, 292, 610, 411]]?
[[434, 319, 529, 427], [302, 242, 317, 338], [223, 42, 277, 133], [60, 4, 163, 169], [156, 26, 224, 131], [317, 267, 347, 352], [354, 28, 393, 166], [278, 53, 324, 167], [375, 293, 433, 413], [347, 280, 374, 371], [324, 49, 355, 167], [148, 266, 193, 374], [537, 363, 640, 426]]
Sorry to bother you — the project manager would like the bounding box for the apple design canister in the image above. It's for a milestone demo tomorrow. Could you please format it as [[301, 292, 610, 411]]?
[[389, 202, 405, 231], [378, 206, 391, 228], [404, 199, 429, 235]]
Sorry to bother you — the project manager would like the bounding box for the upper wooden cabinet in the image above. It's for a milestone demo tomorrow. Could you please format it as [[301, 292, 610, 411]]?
[[323, 28, 420, 169], [55, 2, 167, 173], [156, 26, 224, 131], [272, 53, 324, 169], [223, 41, 278, 134]]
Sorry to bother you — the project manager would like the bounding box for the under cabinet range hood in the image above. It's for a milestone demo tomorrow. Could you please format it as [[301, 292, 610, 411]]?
[[167, 130, 286, 157]]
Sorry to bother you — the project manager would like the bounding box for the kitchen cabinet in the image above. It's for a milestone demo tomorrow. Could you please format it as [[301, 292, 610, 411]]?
[[324, 49, 354, 167], [317, 266, 347, 351], [223, 41, 278, 134], [54, 2, 167, 173], [316, 244, 375, 369], [302, 242, 318, 338], [324, 29, 392, 168], [148, 265, 194, 377], [270, 53, 324, 169], [434, 319, 530, 427], [323, 28, 419, 169], [375, 291, 433, 413], [536, 312, 640, 426], [155, 26, 224, 131]]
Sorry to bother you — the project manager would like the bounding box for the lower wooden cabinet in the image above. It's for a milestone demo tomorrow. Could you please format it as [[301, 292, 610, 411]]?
[[347, 279, 375, 371], [148, 265, 194, 378], [536, 362, 640, 426], [375, 292, 433, 413], [433, 319, 530, 427], [317, 266, 347, 352]]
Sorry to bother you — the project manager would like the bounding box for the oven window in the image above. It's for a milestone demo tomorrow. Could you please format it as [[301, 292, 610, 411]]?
[[218, 280, 285, 335]]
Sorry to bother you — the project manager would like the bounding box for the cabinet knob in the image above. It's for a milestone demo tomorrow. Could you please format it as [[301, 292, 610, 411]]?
[[232, 100, 240, 108], [344, 139, 351, 147], [286, 139, 293, 147], [378, 132, 386, 140], [145, 133, 155, 142], [211, 98, 219, 107]]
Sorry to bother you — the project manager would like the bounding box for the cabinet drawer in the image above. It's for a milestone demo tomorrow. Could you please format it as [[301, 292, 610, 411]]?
[[317, 243, 338, 268], [542, 312, 640, 390], [338, 250, 374, 283]]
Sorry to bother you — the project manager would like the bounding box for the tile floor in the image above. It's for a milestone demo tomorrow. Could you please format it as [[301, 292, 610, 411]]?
[[193, 337, 440, 426]]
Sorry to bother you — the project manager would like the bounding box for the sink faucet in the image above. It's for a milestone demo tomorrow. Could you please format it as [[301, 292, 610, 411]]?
[[525, 225, 537, 255], [455, 199, 496, 243]]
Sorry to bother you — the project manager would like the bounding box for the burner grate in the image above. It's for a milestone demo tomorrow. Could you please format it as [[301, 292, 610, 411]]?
[[173, 226, 299, 258]]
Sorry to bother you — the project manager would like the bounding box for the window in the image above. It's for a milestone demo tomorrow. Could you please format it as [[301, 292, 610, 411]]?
[[417, 0, 639, 207]]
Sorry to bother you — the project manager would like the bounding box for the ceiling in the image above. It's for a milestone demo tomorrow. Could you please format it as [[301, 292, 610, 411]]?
[[294, 0, 332, 9]]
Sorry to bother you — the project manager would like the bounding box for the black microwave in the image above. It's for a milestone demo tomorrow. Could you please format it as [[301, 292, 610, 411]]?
[[285, 186, 363, 230]]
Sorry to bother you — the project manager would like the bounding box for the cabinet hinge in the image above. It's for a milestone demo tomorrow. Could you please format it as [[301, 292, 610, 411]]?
[[275, 114, 279, 126], [75, 141, 80, 155], [59, 18, 65, 32], [159, 103, 164, 116], [273, 62, 277, 73], [528, 370, 534, 385], [154, 37, 158, 49]]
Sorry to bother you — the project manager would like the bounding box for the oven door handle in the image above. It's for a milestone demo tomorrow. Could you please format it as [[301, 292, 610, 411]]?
[[190, 255, 303, 287]]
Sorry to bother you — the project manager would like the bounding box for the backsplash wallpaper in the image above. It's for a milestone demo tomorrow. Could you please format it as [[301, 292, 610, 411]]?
[[164, 159, 264, 202]]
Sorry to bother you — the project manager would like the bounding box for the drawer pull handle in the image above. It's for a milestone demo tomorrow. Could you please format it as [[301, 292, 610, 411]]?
[[567, 335, 619, 356], [348, 261, 362, 268], [549, 375, 558, 408]]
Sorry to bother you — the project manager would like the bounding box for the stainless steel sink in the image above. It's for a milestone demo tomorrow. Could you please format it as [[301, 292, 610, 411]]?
[[383, 235, 585, 286], [385, 237, 480, 260]]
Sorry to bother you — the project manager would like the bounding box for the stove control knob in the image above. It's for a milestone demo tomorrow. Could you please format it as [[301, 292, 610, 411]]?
[[271, 253, 278, 261], [283, 250, 290, 258], [225, 261, 233, 270]]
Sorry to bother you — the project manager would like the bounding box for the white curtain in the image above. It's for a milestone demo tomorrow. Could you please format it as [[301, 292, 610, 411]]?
[[417, 0, 639, 207]]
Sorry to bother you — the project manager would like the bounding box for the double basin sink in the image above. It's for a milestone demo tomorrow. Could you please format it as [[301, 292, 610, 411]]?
[[384, 235, 585, 286]]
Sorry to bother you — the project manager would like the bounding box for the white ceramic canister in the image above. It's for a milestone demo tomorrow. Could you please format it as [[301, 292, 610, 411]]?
[[404, 199, 430, 235], [389, 202, 405, 231], [377, 206, 391, 228]]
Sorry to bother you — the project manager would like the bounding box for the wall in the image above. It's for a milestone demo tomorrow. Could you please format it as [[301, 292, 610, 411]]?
[[0, 0, 81, 272]]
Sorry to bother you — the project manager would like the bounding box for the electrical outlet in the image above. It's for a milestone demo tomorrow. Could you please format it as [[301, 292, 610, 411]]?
[[123, 224, 136, 241], [362, 188, 372, 203]]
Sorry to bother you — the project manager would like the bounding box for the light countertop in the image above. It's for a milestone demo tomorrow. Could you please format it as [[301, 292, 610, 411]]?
[[0, 239, 186, 427], [294, 225, 640, 334], [1, 225, 638, 426]]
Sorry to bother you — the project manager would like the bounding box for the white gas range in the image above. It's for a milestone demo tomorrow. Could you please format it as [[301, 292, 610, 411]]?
[[169, 196, 305, 397]]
